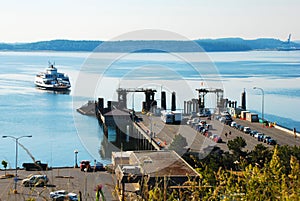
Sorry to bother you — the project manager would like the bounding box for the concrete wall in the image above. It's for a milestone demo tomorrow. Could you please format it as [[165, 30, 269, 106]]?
[[274, 125, 300, 137]]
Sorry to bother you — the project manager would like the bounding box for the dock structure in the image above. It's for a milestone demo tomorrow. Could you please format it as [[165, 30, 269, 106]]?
[[79, 87, 300, 160], [95, 88, 164, 157], [195, 88, 225, 114], [96, 103, 163, 152], [76, 100, 96, 116], [116, 88, 157, 112]]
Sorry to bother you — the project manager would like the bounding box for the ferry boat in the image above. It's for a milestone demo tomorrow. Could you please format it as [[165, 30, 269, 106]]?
[[34, 62, 71, 91]]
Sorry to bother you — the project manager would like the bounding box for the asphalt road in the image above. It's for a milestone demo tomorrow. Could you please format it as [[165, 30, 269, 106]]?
[[141, 114, 300, 154]]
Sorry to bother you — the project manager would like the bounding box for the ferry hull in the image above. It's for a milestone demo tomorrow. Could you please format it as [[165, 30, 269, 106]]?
[[35, 83, 71, 91]]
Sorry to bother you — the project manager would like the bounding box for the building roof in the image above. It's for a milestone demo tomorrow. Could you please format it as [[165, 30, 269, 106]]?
[[104, 109, 130, 117], [134, 151, 198, 177], [113, 150, 199, 177]]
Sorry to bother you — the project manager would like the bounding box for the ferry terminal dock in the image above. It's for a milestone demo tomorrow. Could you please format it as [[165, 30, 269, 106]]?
[[1, 87, 299, 200], [89, 87, 300, 156]]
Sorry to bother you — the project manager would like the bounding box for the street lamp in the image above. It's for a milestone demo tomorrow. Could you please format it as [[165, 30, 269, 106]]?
[[253, 87, 264, 121], [74, 150, 79, 168], [2, 135, 32, 194], [149, 100, 158, 150]]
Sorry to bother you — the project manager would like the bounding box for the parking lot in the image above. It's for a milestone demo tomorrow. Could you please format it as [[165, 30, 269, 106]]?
[[0, 168, 118, 201]]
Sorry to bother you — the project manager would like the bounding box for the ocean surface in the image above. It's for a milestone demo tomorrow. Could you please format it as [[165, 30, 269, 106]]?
[[0, 50, 299, 168]]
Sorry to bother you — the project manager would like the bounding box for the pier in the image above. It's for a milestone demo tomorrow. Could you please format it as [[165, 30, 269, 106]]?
[[77, 87, 300, 158]]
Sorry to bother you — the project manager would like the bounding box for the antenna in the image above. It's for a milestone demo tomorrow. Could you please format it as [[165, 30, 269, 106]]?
[[287, 34, 291, 44]]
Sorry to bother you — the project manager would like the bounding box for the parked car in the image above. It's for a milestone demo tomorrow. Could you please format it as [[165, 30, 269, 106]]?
[[205, 124, 212, 130], [213, 136, 223, 143], [263, 136, 272, 143], [254, 133, 264, 139], [205, 132, 212, 138], [210, 134, 219, 140], [50, 190, 68, 198], [243, 127, 251, 134], [235, 124, 241, 130], [224, 115, 233, 125], [94, 162, 105, 171], [80, 160, 91, 172], [267, 138, 277, 145], [250, 130, 258, 137], [22, 175, 48, 187], [50, 190, 78, 201], [257, 134, 264, 141], [22, 160, 48, 171], [231, 121, 237, 127], [239, 125, 244, 132]]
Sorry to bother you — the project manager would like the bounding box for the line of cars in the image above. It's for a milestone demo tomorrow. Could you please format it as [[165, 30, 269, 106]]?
[[187, 117, 222, 143], [230, 121, 277, 145]]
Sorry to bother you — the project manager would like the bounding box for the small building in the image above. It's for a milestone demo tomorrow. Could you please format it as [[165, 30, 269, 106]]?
[[240, 110, 250, 120], [103, 109, 131, 126], [246, 113, 259, 122], [227, 107, 244, 118], [113, 150, 200, 200]]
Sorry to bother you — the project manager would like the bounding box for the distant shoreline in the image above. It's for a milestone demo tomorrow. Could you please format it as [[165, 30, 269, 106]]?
[[1, 38, 300, 52]]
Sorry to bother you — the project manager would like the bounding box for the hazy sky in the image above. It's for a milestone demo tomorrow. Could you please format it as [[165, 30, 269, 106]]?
[[1, 0, 299, 42]]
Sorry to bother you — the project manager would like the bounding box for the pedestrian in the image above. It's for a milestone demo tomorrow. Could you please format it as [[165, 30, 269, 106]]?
[[293, 128, 297, 138], [229, 131, 231, 135], [225, 132, 228, 138]]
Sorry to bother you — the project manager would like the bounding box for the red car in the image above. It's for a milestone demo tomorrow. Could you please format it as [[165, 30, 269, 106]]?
[[80, 160, 91, 172]]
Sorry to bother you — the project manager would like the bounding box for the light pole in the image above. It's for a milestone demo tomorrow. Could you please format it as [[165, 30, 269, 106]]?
[[2, 135, 32, 194], [253, 87, 264, 121], [149, 100, 157, 150], [74, 150, 78, 168]]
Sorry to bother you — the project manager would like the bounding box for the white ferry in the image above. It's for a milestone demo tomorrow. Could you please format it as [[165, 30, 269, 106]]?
[[34, 62, 71, 91]]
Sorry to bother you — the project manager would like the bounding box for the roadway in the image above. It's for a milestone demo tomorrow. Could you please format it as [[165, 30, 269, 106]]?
[[140, 114, 300, 155]]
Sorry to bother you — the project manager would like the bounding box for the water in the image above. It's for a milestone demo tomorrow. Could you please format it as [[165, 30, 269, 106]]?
[[0, 50, 299, 168]]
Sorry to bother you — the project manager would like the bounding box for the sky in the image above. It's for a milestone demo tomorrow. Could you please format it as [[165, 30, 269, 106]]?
[[1, 0, 300, 43]]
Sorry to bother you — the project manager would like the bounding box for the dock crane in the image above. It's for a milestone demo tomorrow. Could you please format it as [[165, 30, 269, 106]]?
[[195, 88, 225, 114], [116, 88, 157, 112]]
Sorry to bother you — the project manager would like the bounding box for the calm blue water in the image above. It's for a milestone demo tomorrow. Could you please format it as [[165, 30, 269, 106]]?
[[0, 51, 299, 168]]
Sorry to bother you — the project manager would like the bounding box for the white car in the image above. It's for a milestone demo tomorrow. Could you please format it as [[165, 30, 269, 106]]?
[[22, 175, 48, 187], [231, 121, 237, 127], [243, 127, 251, 134], [254, 133, 264, 139], [50, 190, 78, 201]]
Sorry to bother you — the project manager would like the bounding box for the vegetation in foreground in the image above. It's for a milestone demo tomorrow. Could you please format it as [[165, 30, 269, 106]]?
[[144, 137, 300, 201]]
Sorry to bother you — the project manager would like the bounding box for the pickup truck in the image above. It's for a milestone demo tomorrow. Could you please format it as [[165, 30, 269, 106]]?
[[22, 161, 48, 171]]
